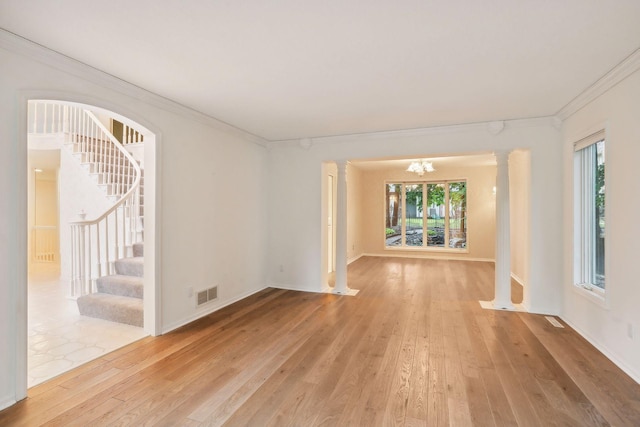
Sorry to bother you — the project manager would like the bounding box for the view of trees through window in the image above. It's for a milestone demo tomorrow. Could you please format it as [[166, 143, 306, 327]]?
[[385, 180, 467, 249], [574, 136, 605, 291]]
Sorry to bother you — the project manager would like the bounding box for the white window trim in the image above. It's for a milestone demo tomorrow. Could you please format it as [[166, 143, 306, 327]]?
[[572, 125, 609, 308], [384, 179, 468, 252]]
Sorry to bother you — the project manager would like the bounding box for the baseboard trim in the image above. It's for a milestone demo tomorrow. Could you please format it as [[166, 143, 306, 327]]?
[[161, 285, 268, 334], [268, 283, 328, 294], [347, 254, 364, 264], [0, 396, 17, 411], [361, 253, 494, 263], [560, 316, 640, 385]]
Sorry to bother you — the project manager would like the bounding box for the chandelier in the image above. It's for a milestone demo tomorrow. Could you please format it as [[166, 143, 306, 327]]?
[[406, 160, 435, 176]]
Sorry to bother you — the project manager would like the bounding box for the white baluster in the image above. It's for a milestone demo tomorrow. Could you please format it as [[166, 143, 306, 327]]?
[[43, 103, 48, 133]]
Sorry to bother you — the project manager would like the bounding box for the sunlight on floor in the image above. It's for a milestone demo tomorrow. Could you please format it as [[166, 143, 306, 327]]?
[[28, 263, 148, 387]]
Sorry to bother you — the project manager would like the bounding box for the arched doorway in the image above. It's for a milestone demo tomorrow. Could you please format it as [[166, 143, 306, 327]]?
[[24, 99, 159, 387]]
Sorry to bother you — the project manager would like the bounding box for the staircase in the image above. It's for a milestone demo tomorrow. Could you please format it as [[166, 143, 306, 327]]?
[[67, 123, 144, 327], [29, 101, 146, 327], [62, 104, 145, 327], [77, 242, 144, 327], [71, 132, 144, 327]]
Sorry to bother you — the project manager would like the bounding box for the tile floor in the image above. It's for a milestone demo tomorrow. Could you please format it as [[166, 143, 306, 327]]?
[[28, 263, 148, 387]]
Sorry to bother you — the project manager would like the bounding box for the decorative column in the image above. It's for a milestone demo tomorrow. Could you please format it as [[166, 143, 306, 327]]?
[[491, 150, 514, 309], [333, 160, 350, 294]]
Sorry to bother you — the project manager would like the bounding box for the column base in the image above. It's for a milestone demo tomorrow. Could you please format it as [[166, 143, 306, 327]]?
[[479, 300, 526, 312], [332, 287, 359, 296]]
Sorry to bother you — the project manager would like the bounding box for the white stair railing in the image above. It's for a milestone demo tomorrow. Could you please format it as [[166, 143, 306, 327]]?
[[68, 110, 141, 298], [122, 124, 144, 146], [29, 101, 68, 134]]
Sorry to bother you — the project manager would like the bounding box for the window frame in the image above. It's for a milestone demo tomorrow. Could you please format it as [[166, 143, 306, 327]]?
[[384, 179, 469, 252], [572, 127, 609, 306]]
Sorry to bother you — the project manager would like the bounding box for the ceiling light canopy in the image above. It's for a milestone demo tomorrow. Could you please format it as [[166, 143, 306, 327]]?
[[406, 160, 435, 176]]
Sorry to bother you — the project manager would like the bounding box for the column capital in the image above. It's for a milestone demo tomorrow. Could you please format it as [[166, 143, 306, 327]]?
[[494, 150, 511, 165]]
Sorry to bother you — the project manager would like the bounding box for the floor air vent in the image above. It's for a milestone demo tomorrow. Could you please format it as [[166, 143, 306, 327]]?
[[197, 286, 218, 307], [545, 316, 564, 328]]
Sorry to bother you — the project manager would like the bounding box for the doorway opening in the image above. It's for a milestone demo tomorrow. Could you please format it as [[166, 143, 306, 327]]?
[[26, 100, 157, 387], [320, 152, 530, 305]]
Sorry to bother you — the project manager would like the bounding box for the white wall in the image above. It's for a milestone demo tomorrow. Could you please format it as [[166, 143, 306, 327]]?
[[267, 121, 563, 316], [357, 162, 496, 261], [0, 33, 269, 409], [562, 68, 640, 382]]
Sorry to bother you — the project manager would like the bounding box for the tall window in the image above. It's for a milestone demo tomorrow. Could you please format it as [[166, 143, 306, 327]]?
[[574, 131, 605, 292], [385, 180, 467, 250]]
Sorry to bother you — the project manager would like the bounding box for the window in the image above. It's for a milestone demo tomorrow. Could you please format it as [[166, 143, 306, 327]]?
[[385, 180, 467, 250], [574, 131, 605, 292]]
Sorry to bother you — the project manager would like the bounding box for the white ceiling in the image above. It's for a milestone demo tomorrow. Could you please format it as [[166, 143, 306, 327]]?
[[2, 1, 639, 141]]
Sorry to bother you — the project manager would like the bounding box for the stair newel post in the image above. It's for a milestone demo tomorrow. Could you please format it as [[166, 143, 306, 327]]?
[[79, 225, 85, 296], [75, 224, 81, 296]]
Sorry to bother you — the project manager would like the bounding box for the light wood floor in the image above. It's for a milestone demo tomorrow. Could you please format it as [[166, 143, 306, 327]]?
[[2, 257, 640, 426]]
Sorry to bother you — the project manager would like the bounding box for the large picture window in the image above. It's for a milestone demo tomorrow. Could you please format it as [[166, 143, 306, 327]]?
[[385, 180, 467, 250], [574, 131, 606, 292]]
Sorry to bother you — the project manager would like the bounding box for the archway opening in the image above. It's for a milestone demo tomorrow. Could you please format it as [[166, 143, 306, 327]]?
[[26, 99, 158, 387]]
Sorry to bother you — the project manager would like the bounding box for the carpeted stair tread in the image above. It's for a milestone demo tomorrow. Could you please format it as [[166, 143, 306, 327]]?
[[97, 274, 143, 299], [115, 257, 144, 277], [77, 293, 143, 327]]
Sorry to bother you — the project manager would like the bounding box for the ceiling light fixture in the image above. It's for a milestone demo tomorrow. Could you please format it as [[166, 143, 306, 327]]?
[[406, 160, 435, 176]]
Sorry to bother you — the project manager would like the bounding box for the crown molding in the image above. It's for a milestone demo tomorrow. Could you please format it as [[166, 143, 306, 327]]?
[[269, 116, 556, 147], [556, 48, 640, 121], [0, 29, 269, 147]]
